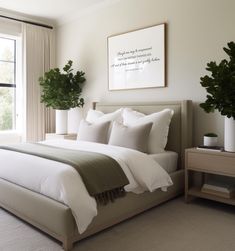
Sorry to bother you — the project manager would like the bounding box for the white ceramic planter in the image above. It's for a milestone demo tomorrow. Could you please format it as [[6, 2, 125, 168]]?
[[224, 116, 235, 152], [56, 110, 68, 134], [203, 136, 218, 146]]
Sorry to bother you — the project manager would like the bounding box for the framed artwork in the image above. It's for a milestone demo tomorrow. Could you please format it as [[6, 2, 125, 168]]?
[[108, 23, 166, 90]]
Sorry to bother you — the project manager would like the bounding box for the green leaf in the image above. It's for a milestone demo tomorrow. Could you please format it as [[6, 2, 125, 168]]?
[[200, 41, 235, 118], [39, 60, 86, 109]]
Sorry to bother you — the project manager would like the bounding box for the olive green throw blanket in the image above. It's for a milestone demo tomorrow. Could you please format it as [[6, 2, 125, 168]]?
[[0, 143, 129, 204]]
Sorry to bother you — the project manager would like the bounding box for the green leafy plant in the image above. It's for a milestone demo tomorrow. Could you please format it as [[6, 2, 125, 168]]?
[[200, 41, 235, 119], [204, 133, 218, 137], [39, 60, 86, 110]]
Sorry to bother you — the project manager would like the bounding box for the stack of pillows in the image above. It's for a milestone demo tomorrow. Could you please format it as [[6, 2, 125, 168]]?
[[78, 107, 174, 154]]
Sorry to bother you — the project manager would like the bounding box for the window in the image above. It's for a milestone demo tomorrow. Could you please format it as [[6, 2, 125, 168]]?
[[0, 36, 16, 131]]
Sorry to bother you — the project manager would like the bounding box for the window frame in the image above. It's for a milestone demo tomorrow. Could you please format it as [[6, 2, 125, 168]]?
[[0, 35, 17, 131], [0, 36, 16, 88]]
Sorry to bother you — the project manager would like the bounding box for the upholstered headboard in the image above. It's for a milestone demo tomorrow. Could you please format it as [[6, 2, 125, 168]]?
[[93, 100, 193, 168]]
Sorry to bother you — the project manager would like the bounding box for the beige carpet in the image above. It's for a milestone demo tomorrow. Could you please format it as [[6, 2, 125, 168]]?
[[1, 197, 235, 251]]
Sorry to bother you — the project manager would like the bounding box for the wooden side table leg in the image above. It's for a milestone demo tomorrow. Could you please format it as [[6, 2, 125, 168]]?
[[185, 194, 194, 203], [185, 169, 188, 202], [185, 169, 194, 203]]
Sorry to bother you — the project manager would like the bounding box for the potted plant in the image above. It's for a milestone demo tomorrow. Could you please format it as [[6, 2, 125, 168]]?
[[39, 60, 86, 134], [200, 41, 235, 152], [203, 133, 218, 147]]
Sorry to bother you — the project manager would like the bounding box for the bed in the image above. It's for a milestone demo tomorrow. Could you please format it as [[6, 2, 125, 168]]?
[[0, 100, 192, 250]]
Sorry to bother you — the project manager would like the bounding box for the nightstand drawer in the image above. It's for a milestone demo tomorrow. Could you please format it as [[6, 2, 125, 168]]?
[[187, 151, 235, 176], [45, 133, 77, 140]]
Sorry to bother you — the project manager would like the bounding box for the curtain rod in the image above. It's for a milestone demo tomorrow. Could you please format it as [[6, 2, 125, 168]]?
[[0, 14, 53, 29]]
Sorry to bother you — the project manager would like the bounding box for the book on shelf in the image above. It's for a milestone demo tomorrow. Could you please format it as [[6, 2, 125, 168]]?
[[201, 182, 235, 199], [197, 145, 224, 152]]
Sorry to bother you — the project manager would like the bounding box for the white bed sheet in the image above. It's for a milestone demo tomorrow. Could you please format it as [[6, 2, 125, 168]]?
[[0, 140, 173, 234], [149, 151, 178, 173]]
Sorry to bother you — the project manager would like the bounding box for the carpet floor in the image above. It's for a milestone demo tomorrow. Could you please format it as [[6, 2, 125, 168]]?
[[0, 197, 235, 251]]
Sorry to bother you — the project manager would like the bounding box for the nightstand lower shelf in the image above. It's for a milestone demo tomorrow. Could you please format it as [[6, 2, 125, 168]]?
[[188, 187, 235, 206]]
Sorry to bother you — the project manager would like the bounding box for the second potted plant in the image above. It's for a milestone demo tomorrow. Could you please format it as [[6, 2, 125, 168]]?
[[200, 41, 235, 152], [39, 60, 86, 134]]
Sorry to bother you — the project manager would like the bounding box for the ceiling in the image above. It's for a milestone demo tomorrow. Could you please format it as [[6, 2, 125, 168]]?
[[0, 0, 116, 25]]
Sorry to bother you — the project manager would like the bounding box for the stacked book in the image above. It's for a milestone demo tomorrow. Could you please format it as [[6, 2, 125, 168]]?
[[201, 181, 235, 199], [197, 145, 224, 152]]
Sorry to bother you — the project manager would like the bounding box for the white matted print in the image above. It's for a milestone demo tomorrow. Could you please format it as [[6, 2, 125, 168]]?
[[108, 23, 166, 90]]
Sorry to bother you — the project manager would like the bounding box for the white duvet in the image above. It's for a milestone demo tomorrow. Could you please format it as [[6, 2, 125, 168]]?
[[0, 140, 173, 233]]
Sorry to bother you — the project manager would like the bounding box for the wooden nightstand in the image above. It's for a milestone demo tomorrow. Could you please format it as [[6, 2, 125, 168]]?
[[185, 148, 235, 205], [45, 133, 77, 140]]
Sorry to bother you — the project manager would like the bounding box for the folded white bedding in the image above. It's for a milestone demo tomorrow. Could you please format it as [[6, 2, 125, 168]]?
[[149, 151, 178, 173], [0, 140, 173, 234]]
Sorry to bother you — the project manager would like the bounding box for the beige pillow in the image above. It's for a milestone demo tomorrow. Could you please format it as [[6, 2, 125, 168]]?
[[108, 121, 153, 153], [78, 120, 110, 144]]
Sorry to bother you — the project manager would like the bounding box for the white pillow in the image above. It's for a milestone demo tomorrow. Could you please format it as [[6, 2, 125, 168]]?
[[77, 119, 110, 144], [85, 109, 104, 123], [123, 108, 174, 153], [108, 121, 153, 153], [86, 108, 123, 124]]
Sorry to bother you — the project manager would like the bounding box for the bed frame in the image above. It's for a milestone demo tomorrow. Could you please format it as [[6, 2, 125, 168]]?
[[0, 100, 192, 250]]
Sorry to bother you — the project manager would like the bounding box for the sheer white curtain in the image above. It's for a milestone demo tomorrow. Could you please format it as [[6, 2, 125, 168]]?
[[22, 23, 55, 142]]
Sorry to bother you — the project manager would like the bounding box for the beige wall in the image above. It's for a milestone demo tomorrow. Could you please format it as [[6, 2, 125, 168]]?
[[56, 0, 235, 146]]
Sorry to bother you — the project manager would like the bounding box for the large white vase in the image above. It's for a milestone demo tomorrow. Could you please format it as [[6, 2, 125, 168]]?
[[224, 117, 235, 152], [56, 110, 68, 134]]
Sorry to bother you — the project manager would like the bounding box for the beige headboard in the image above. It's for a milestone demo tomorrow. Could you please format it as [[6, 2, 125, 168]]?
[[93, 100, 193, 168]]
